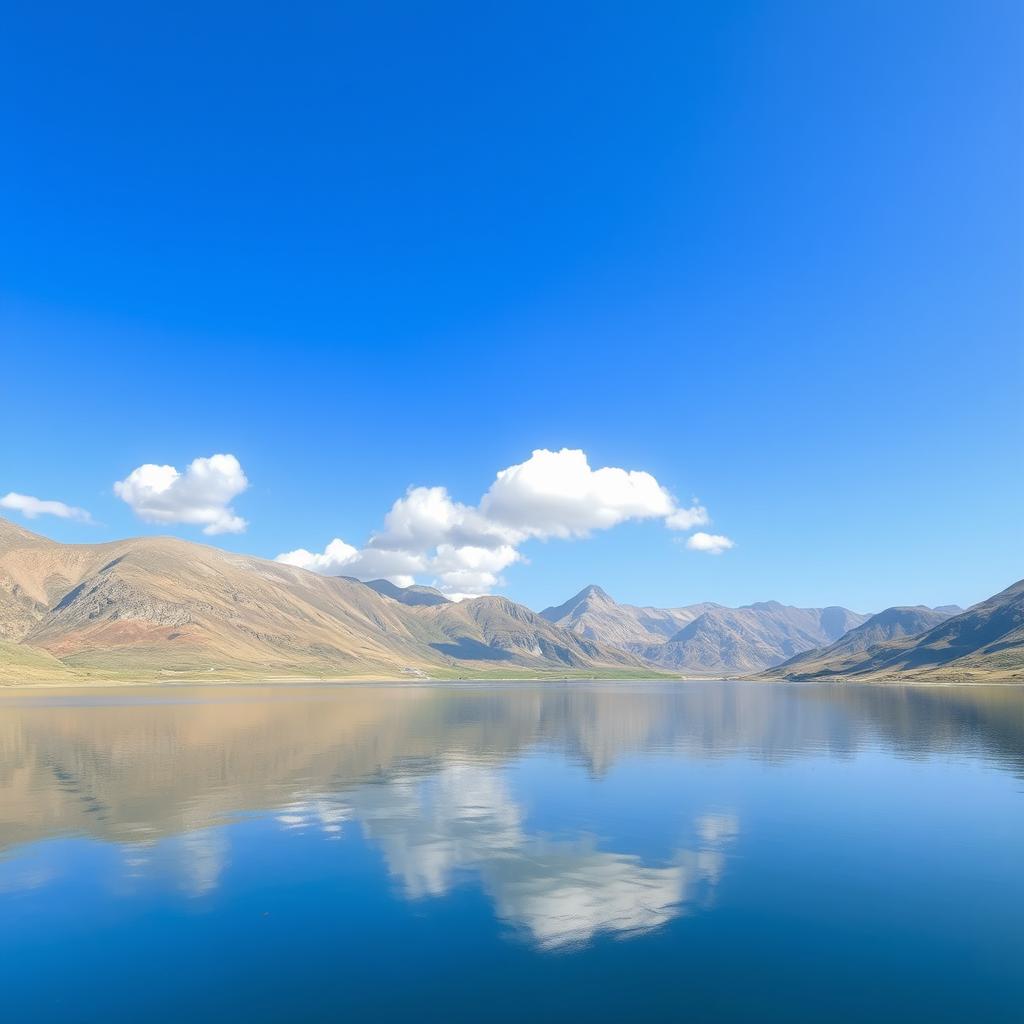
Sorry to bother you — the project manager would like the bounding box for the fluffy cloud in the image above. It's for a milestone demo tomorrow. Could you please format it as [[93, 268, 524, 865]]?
[[277, 539, 425, 588], [686, 532, 735, 555], [0, 492, 93, 523], [278, 449, 731, 596], [276, 538, 361, 574], [114, 454, 249, 535], [480, 448, 675, 538]]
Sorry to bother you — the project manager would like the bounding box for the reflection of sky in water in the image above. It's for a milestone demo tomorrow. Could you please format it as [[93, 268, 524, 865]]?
[[269, 762, 738, 948], [0, 681, 1022, 1023], [3, 758, 737, 950]]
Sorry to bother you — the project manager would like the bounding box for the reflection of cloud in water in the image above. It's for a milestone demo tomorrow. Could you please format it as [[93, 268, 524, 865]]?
[[3, 682, 1019, 864], [487, 843, 719, 949], [275, 797, 352, 840], [0, 862, 58, 894], [5, 680, 1015, 920], [332, 762, 736, 949], [120, 843, 153, 881], [175, 828, 229, 897], [696, 812, 740, 847], [355, 765, 523, 899]]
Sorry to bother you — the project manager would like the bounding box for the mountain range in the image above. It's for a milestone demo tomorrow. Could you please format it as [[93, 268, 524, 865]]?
[[760, 606, 959, 679], [541, 585, 871, 674], [0, 517, 641, 682], [763, 582, 1024, 682], [0, 516, 1019, 683]]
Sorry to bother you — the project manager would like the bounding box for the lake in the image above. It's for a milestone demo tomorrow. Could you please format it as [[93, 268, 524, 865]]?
[[1, 680, 1022, 1022]]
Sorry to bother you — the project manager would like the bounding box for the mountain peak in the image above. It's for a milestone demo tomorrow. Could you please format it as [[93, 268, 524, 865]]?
[[538, 585, 616, 628]]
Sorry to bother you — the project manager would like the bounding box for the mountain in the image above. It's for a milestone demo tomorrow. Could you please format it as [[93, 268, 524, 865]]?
[[636, 602, 871, 674], [543, 585, 869, 674], [764, 582, 1023, 681], [765, 605, 962, 678], [352, 578, 450, 607], [4, 516, 1014, 684], [0, 517, 644, 682], [540, 585, 716, 645], [410, 595, 639, 667]]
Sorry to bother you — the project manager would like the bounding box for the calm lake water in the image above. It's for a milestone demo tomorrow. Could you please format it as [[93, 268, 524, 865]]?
[[1, 680, 1022, 1022]]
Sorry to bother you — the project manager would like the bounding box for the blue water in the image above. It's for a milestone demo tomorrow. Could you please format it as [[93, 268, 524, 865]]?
[[1, 681, 1022, 1022]]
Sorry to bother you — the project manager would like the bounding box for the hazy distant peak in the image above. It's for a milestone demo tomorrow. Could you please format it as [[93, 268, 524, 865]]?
[[868, 605, 937, 623], [818, 605, 869, 642], [356, 578, 450, 607], [538, 580, 874, 672]]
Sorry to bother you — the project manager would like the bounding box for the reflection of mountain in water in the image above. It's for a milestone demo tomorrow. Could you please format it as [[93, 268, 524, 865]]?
[[2, 682, 1021, 856], [1, 681, 1022, 946]]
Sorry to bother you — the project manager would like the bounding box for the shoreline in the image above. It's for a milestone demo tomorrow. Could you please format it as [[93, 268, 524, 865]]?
[[1, 672, 1022, 690]]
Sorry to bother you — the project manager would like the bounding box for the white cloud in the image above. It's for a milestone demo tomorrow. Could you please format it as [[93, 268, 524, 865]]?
[[277, 539, 423, 588], [276, 538, 361, 573], [114, 454, 249, 535], [373, 486, 497, 549], [665, 503, 710, 530], [430, 542, 522, 596], [480, 448, 674, 538], [369, 485, 520, 553], [277, 449, 730, 596], [0, 492, 93, 523], [686, 532, 735, 555]]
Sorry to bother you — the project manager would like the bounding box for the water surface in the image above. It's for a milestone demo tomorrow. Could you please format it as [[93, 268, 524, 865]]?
[[1, 681, 1022, 1022]]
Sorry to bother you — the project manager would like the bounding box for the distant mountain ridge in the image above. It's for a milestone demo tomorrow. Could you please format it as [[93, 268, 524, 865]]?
[[764, 605, 962, 678], [540, 585, 717, 646], [349, 577, 450, 607], [764, 582, 1024, 682], [636, 602, 869, 674], [542, 586, 869, 674]]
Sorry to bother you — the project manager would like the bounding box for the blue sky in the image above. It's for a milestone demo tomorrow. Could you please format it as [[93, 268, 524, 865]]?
[[1, 2, 1021, 613]]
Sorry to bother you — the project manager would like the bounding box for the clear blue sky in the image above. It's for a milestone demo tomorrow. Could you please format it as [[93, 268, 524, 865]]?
[[1, 2, 1021, 613]]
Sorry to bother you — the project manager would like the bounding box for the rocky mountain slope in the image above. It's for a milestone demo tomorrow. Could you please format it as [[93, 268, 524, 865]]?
[[543, 585, 869, 674], [636, 602, 869, 674], [540, 585, 717, 645], [763, 581, 1023, 682], [766, 605, 961, 678], [0, 517, 643, 682]]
